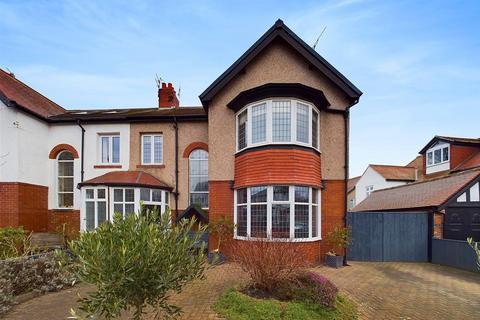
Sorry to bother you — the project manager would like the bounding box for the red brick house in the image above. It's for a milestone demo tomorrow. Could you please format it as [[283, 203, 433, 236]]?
[[0, 20, 362, 263]]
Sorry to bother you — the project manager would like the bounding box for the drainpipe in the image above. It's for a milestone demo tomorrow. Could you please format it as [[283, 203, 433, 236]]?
[[343, 108, 350, 266], [173, 115, 179, 219], [77, 120, 85, 182]]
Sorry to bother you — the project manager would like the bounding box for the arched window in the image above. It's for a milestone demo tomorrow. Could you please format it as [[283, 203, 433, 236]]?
[[189, 149, 208, 209], [57, 151, 74, 208]]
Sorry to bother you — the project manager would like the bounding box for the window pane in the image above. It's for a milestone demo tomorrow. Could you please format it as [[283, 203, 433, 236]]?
[[114, 204, 124, 214], [312, 110, 319, 148], [294, 204, 309, 238], [312, 189, 318, 204], [165, 192, 169, 204], [238, 110, 247, 150], [273, 186, 289, 201], [112, 136, 120, 163], [140, 188, 150, 201], [190, 193, 208, 208], [190, 177, 208, 192], [237, 189, 247, 204], [272, 204, 290, 238], [295, 186, 309, 203], [190, 149, 208, 160], [86, 202, 95, 230], [58, 177, 73, 192], [296, 103, 309, 143], [125, 189, 135, 202], [154, 136, 163, 163], [251, 204, 267, 238], [58, 161, 74, 176], [272, 101, 291, 142], [442, 147, 449, 161], [101, 136, 109, 163], [311, 205, 318, 238], [434, 149, 441, 164], [86, 189, 94, 199], [97, 201, 107, 225], [251, 103, 266, 143], [152, 189, 162, 202], [427, 152, 433, 165], [114, 189, 123, 202], [125, 204, 135, 216], [250, 186, 267, 203], [97, 189, 106, 199], [237, 206, 247, 237], [58, 193, 73, 207], [143, 135, 151, 164], [58, 151, 74, 160], [190, 159, 208, 175]]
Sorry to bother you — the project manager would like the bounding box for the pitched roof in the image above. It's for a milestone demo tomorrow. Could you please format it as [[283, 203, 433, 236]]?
[[453, 151, 480, 172], [370, 164, 416, 181], [199, 19, 362, 108], [48, 106, 206, 123], [176, 204, 209, 223], [348, 176, 360, 193], [78, 171, 172, 190], [0, 68, 65, 119], [353, 169, 480, 212], [419, 135, 480, 154]]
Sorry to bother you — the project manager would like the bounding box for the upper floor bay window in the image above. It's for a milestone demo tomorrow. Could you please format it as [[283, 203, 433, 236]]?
[[234, 185, 320, 241], [99, 134, 120, 164], [189, 149, 209, 209], [236, 99, 320, 152], [57, 151, 74, 208], [426, 144, 449, 167], [142, 134, 163, 164]]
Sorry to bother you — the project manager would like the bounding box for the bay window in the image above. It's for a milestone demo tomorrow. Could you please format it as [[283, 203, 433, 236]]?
[[236, 99, 319, 151], [235, 185, 321, 241], [113, 188, 135, 217], [85, 188, 107, 230]]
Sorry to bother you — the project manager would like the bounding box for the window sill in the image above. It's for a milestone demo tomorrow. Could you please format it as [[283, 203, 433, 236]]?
[[51, 208, 78, 212], [94, 164, 122, 169], [234, 235, 322, 242], [235, 143, 320, 156], [137, 164, 165, 169], [426, 161, 449, 168]]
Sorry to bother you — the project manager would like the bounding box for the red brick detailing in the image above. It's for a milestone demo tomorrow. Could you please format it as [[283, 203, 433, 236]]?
[[320, 180, 346, 259], [158, 82, 180, 109], [0, 182, 48, 232], [93, 164, 122, 169], [49, 144, 79, 159], [208, 181, 234, 253], [450, 145, 480, 170], [234, 148, 322, 188], [136, 164, 166, 169], [183, 142, 209, 158], [47, 210, 80, 236], [433, 212, 444, 239]]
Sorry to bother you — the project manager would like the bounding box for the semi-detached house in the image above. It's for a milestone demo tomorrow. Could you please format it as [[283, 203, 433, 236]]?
[[0, 20, 362, 263]]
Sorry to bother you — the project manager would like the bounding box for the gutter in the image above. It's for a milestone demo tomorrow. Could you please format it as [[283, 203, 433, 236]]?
[[77, 120, 86, 182]]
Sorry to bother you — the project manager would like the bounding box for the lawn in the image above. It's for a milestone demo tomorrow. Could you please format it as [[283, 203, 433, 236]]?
[[214, 289, 358, 320]]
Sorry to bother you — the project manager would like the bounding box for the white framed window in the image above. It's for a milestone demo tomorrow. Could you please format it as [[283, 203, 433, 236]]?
[[426, 144, 449, 167], [234, 185, 321, 241], [113, 188, 135, 218], [140, 188, 170, 214], [57, 151, 74, 208], [99, 134, 120, 164], [189, 149, 209, 209], [142, 134, 163, 164], [236, 99, 320, 152], [84, 188, 107, 230], [366, 185, 374, 197]]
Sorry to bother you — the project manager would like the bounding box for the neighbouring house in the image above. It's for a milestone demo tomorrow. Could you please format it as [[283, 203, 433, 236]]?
[[0, 19, 362, 263], [347, 176, 360, 210], [353, 164, 416, 206]]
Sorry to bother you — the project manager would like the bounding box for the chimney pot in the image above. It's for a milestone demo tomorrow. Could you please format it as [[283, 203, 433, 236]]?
[[168, 82, 173, 88], [162, 82, 167, 89]]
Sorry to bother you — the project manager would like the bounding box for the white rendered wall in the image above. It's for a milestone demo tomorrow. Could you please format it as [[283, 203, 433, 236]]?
[[355, 166, 408, 205]]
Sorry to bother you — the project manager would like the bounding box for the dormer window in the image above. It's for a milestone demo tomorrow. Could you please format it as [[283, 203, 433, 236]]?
[[426, 145, 449, 167], [236, 99, 319, 152]]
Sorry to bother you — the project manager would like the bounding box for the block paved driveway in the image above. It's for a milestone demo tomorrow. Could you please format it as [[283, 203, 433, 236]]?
[[4, 262, 480, 319]]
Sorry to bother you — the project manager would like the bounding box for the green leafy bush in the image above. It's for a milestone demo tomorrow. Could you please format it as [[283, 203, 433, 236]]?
[[467, 237, 480, 269], [325, 226, 352, 256], [0, 227, 31, 259], [69, 209, 207, 320]]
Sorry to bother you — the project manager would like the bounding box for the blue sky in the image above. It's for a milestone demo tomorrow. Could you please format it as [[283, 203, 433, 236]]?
[[1, 0, 479, 176]]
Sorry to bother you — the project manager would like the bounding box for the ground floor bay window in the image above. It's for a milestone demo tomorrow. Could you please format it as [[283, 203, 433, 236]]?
[[81, 186, 170, 231], [234, 185, 320, 241]]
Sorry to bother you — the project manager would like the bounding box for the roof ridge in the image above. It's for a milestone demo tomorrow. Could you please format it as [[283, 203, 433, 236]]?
[[0, 68, 66, 112], [370, 164, 415, 169]]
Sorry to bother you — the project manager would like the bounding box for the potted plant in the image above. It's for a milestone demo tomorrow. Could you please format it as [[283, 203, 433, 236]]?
[[324, 226, 352, 268], [207, 215, 234, 265]]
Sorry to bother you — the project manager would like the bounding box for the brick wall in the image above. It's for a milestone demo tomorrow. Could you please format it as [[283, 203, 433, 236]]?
[[450, 145, 480, 170], [320, 180, 346, 258], [234, 148, 321, 188], [433, 212, 444, 239], [208, 181, 234, 253], [47, 210, 80, 237], [0, 182, 48, 231]]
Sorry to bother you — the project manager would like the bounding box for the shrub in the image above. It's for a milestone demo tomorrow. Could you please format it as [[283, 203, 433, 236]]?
[[232, 239, 309, 292], [68, 209, 207, 320], [0, 227, 32, 259], [467, 237, 480, 270], [0, 252, 75, 315], [324, 226, 352, 256]]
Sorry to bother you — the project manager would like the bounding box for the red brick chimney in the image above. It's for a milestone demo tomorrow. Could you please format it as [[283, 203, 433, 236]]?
[[158, 82, 179, 109]]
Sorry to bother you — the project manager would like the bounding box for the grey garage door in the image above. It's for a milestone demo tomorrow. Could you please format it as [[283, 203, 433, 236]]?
[[347, 211, 429, 262]]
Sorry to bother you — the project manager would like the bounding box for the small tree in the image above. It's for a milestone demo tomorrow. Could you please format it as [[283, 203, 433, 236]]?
[[208, 215, 235, 253], [467, 237, 480, 270], [68, 208, 207, 319], [325, 226, 352, 256]]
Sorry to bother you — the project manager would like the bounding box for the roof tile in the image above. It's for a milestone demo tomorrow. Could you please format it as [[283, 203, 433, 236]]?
[[79, 171, 172, 190]]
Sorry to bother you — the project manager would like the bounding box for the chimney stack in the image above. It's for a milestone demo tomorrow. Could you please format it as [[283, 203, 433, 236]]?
[[158, 82, 179, 109]]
